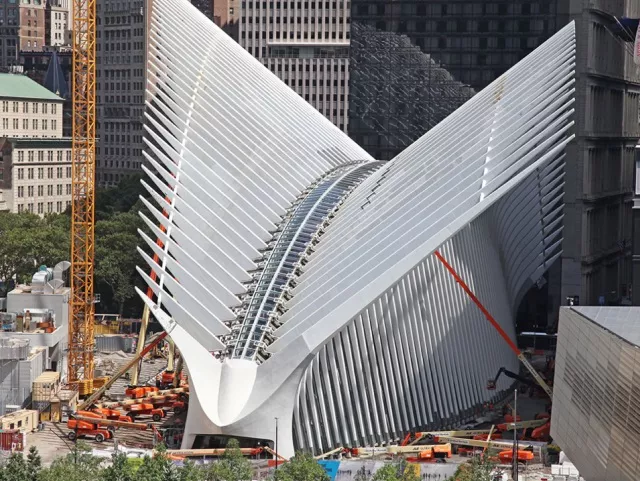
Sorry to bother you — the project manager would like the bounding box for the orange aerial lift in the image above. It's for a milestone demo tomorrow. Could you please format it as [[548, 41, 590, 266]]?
[[126, 403, 165, 422], [433, 251, 553, 398], [68, 411, 156, 442]]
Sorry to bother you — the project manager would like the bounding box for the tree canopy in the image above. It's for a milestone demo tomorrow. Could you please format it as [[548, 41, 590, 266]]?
[[0, 212, 69, 295], [0, 175, 151, 317], [0, 443, 341, 481]]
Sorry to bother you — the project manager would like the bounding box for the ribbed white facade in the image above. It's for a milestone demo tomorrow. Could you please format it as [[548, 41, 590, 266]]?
[[139, 0, 576, 457]]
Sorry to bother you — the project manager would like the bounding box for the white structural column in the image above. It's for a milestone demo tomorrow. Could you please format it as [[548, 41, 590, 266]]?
[[138, 0, 576, 458]]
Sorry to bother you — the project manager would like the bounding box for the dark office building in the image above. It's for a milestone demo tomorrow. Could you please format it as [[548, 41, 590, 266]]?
[[348, 1, 562, 160]]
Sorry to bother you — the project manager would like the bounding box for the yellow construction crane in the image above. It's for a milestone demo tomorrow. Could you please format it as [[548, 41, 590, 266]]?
[[69, 0, 97, 394]]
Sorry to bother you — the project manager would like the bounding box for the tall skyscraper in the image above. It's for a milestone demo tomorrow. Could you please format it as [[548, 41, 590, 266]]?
[[95, 0, 146, 185], [238, 0, 351, 131], [45, 0, 72, 47], [563, 1, 639, 308], [347, 0, 640, 323], [348, 0, 562, 159]]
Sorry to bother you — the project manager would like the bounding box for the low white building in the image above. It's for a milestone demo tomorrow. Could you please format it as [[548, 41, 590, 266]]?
[[0, 73, 71, 215]]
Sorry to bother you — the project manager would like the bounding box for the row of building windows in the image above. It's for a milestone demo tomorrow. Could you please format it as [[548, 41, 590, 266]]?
[[17, 183, 71, 197], [244, 15, 348, 24], [16, 150, 70, 162], [16, 166, 71, 180], [1, 117, 57, 130], [367, 19, 551, 35], [17, 200, 69, 214], [353, 2, 554, 17], [1, 101, 57, 114], [244, 1, 349, 8]]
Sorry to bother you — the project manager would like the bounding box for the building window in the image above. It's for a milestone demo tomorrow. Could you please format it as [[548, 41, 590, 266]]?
[[17, 168, 23, 180], [22, 102, 28, 113], [27, 151, 33, 162], [17, 151, 23, 162], [43, 119, 47, 130], [42, 103, 47, 114], [57, 167, 62, 178], [27, 203, 33, 213], [27, 186, 33, 197], [37, 185, 43, 196], [56, 184, 62, 195], [52, 104, 57, 114], [22, 119, 28, 129], [57, 151, 62, 161], [47, 185, 52, 195], [66, 167, 71, 178], [32, 102, 38, 113], [37, 202, 43, 214], [37, 151, 43, 161], [66, 150, 71, 161], [47, 167, 53, 178], [56, 201, 62, 212], [47, 150, 53, 161], [17, 186, 23, 197], [37, 168, 43, 179], [47, 202, 52, 213], [17, 204, 23, 213], [32, 119, 37, 130], [27, 168, 33, 179]]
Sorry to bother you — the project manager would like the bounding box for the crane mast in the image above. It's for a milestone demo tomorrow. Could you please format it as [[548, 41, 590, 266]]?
[[70, 0, 97, 392]]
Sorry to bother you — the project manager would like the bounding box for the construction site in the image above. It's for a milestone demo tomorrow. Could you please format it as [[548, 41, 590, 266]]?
[[5, 1, 640, 481]]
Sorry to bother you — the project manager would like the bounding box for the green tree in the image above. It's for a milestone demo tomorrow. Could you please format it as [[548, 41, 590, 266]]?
[[447, 456, 495, 481], [94, 211, 145, 316], [95, 173, 147, 220], [0, 212, 70, 295], [26, 446, 42, 480], [204, 439, 252, 481], [2, 452, 28, 481], [178, 460, 204, 481], [370, 459, 419, 481], [101, 452, 135, 481], [271, 451, 329, 481], [39, 442, 103, 481]]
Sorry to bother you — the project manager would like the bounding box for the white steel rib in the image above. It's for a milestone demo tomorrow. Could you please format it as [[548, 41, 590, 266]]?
[[138, 0, 576, 457]]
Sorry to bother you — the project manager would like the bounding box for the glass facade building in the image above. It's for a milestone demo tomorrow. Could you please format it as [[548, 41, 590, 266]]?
[[348, 0, 561, 159]]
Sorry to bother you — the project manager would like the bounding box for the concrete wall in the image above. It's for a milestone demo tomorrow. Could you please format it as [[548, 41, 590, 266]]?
[[0, 347, 46, 416]]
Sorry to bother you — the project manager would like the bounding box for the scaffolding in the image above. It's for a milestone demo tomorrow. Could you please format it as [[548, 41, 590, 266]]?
[[349, 23, 476, 160]]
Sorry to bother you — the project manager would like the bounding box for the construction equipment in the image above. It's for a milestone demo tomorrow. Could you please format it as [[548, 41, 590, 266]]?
[[497, 449, 534, 464], [433, 251, 553, 398], [431, 435, 538, 454], [401, 429, 493, 446], [487, 367, 539, 391], [126, 386, 159, 399], [166, 447, 272, 459], [91, 407, 132, 423], [126, 403, 165, 422], [315, 446, 345, 460], [388, 443, 452, 462], [96, 388, 189, 410], [68, 412, 154, 442], [77, 331, 168, 411], [69, 0, 97, 393], [496, 419, 547, 432]]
